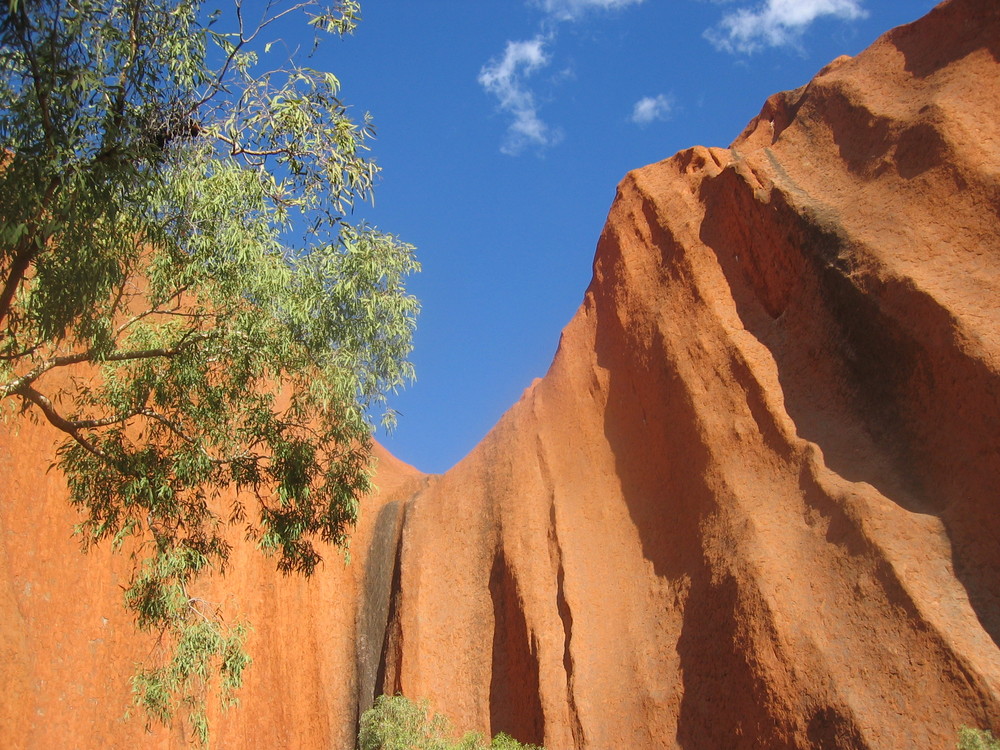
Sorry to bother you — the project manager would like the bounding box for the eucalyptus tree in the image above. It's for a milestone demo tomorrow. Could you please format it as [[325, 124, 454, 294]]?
[[0, 0, 417, 742]]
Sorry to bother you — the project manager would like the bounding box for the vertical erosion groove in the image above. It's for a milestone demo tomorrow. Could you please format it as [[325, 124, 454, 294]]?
[[549, 500, 584, 748], [536, 431, 584, 746], [374, 505, 406, 699], [489, 549, 546, 746], [355, 499, 407, 732]]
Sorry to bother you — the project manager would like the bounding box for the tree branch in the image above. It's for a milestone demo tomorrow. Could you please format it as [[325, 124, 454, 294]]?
[[13, 3, 55, 151], [0, 341, 41, 361], [191, 0, 313, 112], [1, 330, 216, 398], [137, 407, 254, 467], [0, 237, 38, 332], [139, 407, 200, 447], [0, 168, 62, 330], [13, 383, 112, 463], [114, 286, 196, 335], [215, 131, 289, 158]]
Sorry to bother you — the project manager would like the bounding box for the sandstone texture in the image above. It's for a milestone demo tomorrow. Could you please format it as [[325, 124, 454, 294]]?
[[0, 425, 426, 749], [3, 0, 1000, 747]]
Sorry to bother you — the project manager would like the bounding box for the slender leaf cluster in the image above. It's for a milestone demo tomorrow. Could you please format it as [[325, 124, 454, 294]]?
[[1, 0, 416, 743]]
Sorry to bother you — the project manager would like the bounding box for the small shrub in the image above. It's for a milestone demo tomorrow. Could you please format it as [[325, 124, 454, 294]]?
[[959, 727, 1000, 750], [491, 731, 545, 750], [358, 695, 545, 750]]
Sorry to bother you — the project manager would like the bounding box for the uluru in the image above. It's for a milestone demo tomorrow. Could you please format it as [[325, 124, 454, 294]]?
[[2, 0, 1000, 747]]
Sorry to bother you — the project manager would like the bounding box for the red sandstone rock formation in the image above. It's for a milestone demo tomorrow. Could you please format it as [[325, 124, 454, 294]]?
[[2, 0, 999, 747]]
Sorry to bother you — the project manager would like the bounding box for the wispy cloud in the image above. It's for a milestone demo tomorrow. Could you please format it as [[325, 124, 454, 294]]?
[[630, 94, 673, 126], [536, 0, 644, 22], [706, 0, 867, 54], [480, 0, 645, 155], [478, 36, 562, 155]]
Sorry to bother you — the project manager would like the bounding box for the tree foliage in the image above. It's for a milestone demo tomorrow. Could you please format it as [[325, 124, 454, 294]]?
[[0, 0, 417, 742], [359, 695, 546, 750]]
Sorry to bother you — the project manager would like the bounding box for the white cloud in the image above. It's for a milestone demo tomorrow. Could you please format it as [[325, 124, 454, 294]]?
[[631, 94, 673, 125], [478, 0, 646, 154], [706, 0, 867, 54], [537, 0, 645, 22], [478, 36, 562, 155]]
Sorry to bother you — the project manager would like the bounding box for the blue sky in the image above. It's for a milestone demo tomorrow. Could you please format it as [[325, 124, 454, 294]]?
[[297, 0, 939, 474]]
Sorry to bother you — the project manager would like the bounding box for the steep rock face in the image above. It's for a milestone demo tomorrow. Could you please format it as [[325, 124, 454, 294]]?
[[0, 418, 426, 749], [2, 0, 1000, 747], [376, 0, 1000, 747]]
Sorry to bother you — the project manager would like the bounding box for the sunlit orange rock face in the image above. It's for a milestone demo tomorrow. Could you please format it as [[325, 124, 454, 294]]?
[[3, 0, 1000, 747]]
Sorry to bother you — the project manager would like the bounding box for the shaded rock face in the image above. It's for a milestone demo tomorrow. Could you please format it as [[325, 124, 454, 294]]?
[[2, 0, 1000, 747]]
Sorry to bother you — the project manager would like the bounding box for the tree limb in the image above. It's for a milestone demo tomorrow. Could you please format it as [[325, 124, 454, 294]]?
[[0, 170, 62, 330], [13, 383, 112, 463], [114, 286, 196, 335], [0, 330, 216, 398]]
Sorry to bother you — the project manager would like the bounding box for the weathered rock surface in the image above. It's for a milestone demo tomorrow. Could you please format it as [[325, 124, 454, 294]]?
[[0, 424, 426, 749], [3, 0, 1000, 747]]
